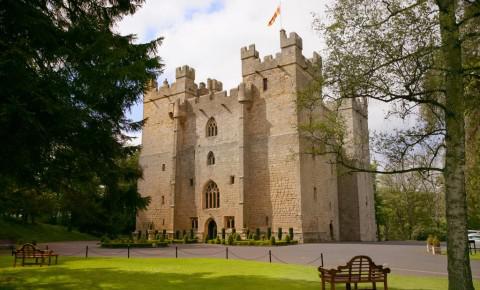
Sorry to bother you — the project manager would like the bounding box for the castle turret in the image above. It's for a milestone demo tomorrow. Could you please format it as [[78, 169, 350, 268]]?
[[173, 65, 197, 98]]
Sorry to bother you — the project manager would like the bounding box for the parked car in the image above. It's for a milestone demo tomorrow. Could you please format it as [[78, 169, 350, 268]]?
[[468, 233, 480, 248]]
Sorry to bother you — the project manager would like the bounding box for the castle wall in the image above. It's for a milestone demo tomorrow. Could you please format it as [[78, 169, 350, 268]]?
[[137, 30, 377, 242]]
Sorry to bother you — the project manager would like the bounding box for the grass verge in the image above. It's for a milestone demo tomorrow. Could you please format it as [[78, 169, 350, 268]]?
[[0, 219, 96, 243], [0, 256, 478, 290]]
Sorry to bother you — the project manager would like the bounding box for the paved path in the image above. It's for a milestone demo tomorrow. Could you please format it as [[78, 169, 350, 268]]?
[[39, 241, 480, 279]]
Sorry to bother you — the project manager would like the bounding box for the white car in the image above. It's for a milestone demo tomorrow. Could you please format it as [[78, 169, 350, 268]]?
[[468, 233, 480, 248]]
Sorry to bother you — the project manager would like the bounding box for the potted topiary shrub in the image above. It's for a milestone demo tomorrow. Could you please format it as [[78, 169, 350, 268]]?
[[426, 235, 434, 253], [277, 228, 282, 241], [267, 227, 272, 239], [221, 228, 226, 240], [432, 236, 441, 255]]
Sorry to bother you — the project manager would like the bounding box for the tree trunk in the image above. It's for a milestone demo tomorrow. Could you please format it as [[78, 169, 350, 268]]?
[[437, 0, 474, 289]]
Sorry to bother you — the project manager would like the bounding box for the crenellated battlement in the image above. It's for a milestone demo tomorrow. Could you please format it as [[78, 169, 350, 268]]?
[[240, 44, 259, 60], [280, 29, 302, 50], [241, 30, 321, 77], [176, 65, 196, 80]]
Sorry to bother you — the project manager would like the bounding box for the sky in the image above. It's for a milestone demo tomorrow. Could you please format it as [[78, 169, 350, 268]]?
[[116, 0, 394, 145]]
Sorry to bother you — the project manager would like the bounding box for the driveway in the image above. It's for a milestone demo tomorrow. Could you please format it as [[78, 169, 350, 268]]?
[[38, 240, 480, 279]]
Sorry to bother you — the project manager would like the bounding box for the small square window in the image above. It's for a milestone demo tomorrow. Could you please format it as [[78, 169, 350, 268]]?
[[190, 178, 194, 186], [230, 175, 235, 184], [162, 164, 166, 171]]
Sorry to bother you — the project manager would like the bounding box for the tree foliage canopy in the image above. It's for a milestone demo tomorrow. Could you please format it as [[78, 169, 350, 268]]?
[[0, 0, 161, 235], [300, 0, 479, 288]]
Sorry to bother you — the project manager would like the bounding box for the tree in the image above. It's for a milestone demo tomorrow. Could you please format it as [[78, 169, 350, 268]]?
[[0, 0, 161, 233], [304, 0, 479, 288], [376, 171, 445, 241]]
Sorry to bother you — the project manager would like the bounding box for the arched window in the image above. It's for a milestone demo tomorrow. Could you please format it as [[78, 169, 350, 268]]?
[[205, 181, 220, 209], [206, 117, 218, 137], [207, 151, 215, 165]]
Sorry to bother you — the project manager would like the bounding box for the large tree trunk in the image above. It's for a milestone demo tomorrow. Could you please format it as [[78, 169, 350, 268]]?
[[437, 0, 474, 289]]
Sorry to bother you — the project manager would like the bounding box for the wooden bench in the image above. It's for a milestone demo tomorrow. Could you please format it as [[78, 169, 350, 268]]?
[[13, 243, 58, 267], [318, 255, 391, 290]]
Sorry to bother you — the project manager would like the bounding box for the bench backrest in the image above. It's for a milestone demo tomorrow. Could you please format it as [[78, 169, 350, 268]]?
[[16, 243, 41, 255], [339, 255, 385, 280]]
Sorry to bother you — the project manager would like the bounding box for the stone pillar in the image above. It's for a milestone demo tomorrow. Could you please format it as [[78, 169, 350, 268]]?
[[169, 99, 184, 235], [237, 83, 251, 234]]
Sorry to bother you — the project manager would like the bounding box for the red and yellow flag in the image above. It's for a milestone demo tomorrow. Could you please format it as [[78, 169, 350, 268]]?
[[268, 5, 281, 26]]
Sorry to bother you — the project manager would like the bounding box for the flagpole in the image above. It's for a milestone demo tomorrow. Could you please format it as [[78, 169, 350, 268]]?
[[279, 0, 283, 30]]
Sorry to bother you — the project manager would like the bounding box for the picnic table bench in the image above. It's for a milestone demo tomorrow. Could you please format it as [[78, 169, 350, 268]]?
[[13, 243, 58, 267], [318, 255, 391, 290]]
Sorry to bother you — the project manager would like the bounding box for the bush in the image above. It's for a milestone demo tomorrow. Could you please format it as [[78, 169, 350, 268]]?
[[270, 236, 276, 245], [183, 234, 188, 244], [289, 228, 294, 239], [162, 229, 167, 239], [432, 236, 441, 247], [261, 234, 266, 240], [277, 228, 282, 240], [267, 227, 272, 239], [221, 228, 226, 240], [204, 235, 209, 243], [227, 234, 234, 245], [255, 228, 260, 238], [175, 230, 180, 240], [285, 234, 291, 243], [215, 235, 221, 244], [190, 229, 194, 239], [253, 234, 259, 241], [246, 229, 250, 237]]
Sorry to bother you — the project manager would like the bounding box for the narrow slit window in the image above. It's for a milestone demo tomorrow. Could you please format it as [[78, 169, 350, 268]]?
[[230, 175, 235, 184], [207, 151, 215, 165], [263, 78, 268, 91], [162, 164, 166, 171]]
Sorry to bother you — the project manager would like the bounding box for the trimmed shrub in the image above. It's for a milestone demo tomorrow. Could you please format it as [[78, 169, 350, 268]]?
[[270, 236, 276, 245], [204, 235, 209, 243], [246, 229, 250, 237], [235, 233, 241, 241], [253, 234, 259, 241], [183, 234, 188, 244], [162, 229, 167, 239], [267, 227, 272, 239], [221, 228, 226, 240], [255, 228, 260, 238], [182, 230, 187, 238], [190, 229, 194, 239], [227, 234, 234, 245], [277, 228, 282, 240], [285, 234, 291, 243], [289, 228, 294, 239], [232, 228, 236, 234], [175, 230, 180, 240]]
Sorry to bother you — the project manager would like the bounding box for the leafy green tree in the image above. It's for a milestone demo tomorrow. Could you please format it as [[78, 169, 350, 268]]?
[[0, 0, 161, 234], [303, 0, 479, 288]]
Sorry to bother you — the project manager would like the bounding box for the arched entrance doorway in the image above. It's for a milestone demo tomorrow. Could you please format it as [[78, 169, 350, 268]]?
[[206, 219, 217, 240]]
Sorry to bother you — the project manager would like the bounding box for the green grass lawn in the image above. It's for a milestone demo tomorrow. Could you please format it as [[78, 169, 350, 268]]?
[[0, 256, 479, 290], [0, 219, 96, 243]]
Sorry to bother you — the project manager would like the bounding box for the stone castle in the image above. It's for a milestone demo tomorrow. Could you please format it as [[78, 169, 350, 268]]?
[[136, 30, 377, 242]]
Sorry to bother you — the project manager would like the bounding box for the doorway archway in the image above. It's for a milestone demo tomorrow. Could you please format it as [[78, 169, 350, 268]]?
[[206, 219, 217, 240]]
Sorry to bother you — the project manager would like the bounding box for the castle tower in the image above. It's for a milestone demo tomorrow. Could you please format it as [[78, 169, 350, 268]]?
[[137, 30, 376, 242], [337, 98, 377, 241]]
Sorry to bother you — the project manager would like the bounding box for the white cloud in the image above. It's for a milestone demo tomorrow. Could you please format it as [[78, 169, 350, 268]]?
[[118, 0, 398, 145]]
